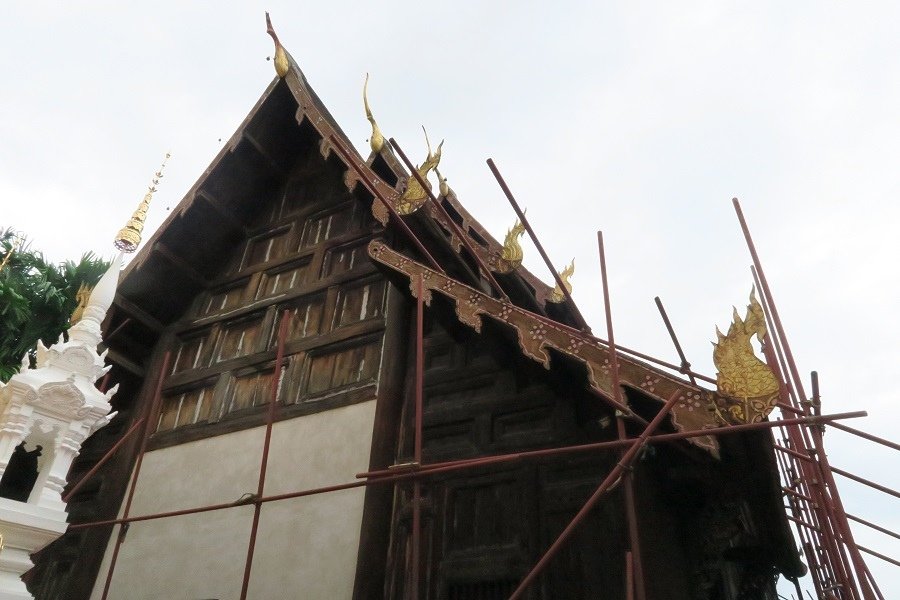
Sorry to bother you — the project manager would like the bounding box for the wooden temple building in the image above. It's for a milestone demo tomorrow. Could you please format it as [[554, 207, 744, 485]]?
[[23, 16, 888, 600]]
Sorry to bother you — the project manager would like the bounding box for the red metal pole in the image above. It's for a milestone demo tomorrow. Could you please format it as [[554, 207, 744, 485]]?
[[389, 139, 510, 303], [653, 296, 697, 385], [63, 417, 146, 503], [829, 423, 900, 452], [239, 309, 290, 600], [598, 230, 646, 600], [508, 391, 682, 600], [737, 200, 872, 600], [358, 410, 866, 480], [625, 551, 634, 600], [327, 134, 446, 275], [755, 267, 853, 596], [99, 351, 170, 600], [845, 513, 900, 541], [485, 158, 592, 332], [776, 438, 833, 595], [68, 412, 867, 533], [831, 467, 900, 500], [410, 274, 425, 600]]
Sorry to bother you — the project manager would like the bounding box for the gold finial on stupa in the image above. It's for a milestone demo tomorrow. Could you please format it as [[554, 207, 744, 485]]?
[[363, 73, 385, 153], [114, 153, 170, 253], [266, 12, 290, 78], [70, 282, 94, 324], [549, 259, 575, 303]]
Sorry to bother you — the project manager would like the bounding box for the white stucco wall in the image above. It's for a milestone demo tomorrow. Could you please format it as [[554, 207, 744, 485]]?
[[89, 399, 377, 600]]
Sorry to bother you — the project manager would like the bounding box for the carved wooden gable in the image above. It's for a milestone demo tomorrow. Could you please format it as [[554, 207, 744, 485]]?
[[152, 136, 387, 446]]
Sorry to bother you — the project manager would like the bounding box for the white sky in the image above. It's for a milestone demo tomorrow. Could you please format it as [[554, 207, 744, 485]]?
[[2, 1, 897, 596]]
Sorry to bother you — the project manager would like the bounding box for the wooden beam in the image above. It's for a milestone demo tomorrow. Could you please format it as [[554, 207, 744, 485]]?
[[113, 294, 165, 334], [104, 348, 145, 378], [152, 241, 210, 288], [196, 189, 247, 236], [243, 131, 286, 175]]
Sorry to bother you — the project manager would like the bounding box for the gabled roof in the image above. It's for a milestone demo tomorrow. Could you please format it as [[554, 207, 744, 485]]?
[[109, 56, 756, 457]]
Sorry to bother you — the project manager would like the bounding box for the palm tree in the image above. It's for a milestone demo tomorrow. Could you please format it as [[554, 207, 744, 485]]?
[[0, 229, 111, 382]]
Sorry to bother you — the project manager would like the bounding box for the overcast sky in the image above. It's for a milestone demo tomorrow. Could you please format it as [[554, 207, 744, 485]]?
[[2, 2, 897, 596]]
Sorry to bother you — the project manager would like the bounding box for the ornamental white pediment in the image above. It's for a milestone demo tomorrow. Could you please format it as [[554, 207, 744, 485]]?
[[47, 345, 103, 378], [33, 381, 90, 419]]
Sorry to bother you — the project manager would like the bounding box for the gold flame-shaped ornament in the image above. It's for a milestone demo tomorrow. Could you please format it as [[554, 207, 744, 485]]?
[[549, 259, 575, 303], [363, 74, 385, 153], [495, 217, 525, 273], [70, 282, 94, 324], [114, 153, 170, 253], [266, 12, 290, 78], [712, 289, 780, 423], [397, 128, 442, 215]]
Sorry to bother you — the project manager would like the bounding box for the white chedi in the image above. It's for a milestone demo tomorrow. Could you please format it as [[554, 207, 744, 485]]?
[[0, 254, 123, 600]]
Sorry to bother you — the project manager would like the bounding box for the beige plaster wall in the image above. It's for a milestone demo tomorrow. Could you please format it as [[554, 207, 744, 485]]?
[[89, 399, 377, 600]]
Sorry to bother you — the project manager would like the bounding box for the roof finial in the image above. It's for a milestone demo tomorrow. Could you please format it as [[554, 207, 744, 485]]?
[[396, 129, 443, 215], [435, 167, 450, 197], [114, 153, 170, 253], [266, 12, 290, 78], [549, 259, 575, 303], [363, 73, 385, 153]]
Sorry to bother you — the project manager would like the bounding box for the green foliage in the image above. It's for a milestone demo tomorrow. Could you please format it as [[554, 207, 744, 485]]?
[[0, 229, 111, 382]]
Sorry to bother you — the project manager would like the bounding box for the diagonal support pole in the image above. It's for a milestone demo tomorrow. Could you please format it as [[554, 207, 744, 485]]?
[[508, 390, 681, 600]]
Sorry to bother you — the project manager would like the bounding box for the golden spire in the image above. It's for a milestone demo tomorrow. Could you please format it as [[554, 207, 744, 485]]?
[[363, 73, 385, 153], [549, 259, 575, 303], [114, 153, 170, 253], [266, 12, 290, 78]]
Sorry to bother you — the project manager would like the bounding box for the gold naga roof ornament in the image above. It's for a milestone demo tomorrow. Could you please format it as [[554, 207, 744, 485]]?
[[549, 259, 575, 303], [114, 153, 171, 253], [494, 217, 526, 273], [69, 282, 94, 325], [363, 73, 385, 153], [396, 127, 443, 215], [265, 12, 291, 78], [711, 288, 780, 424]]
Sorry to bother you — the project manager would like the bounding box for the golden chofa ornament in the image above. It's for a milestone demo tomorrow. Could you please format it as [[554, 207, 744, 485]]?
[[494, 217, 525, 274], [397, 128, 443, 215], [114, 153, 170, 253], [549, 259, 575, 303], [266, 12, 290, 78]]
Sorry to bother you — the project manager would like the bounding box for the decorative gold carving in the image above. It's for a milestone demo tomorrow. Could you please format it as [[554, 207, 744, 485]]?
[[368, 240, 724, 455], [549, 259, 575, 303], [363, 74, 385, 154], [712, 289, 780, 423], [495, 218, 525, 273], [70, 282, 94, 325], [114, 153, 170, 253], [396, 128, 442, 215], [266, 12, 290, 78]]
